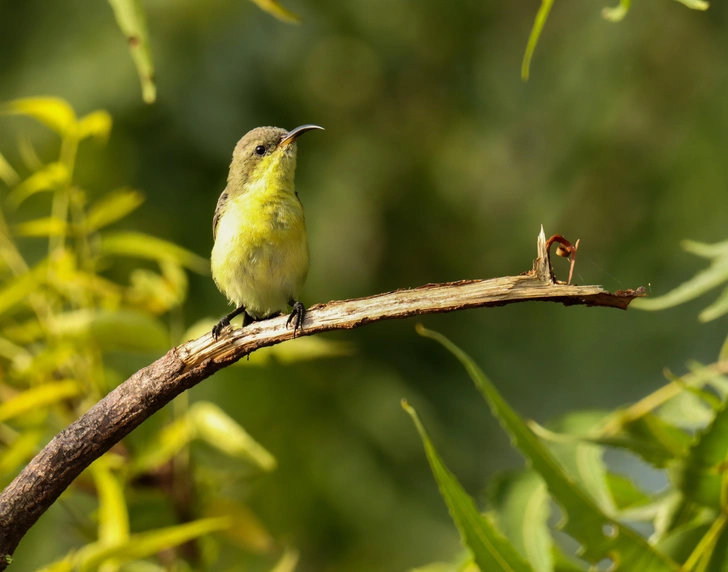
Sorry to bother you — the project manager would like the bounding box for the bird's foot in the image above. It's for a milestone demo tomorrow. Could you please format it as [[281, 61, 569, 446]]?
[[286, 300, 306, 337], [212, 316, 230, 340]]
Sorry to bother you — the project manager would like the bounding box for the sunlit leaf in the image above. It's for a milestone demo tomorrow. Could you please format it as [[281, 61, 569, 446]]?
[[126, 263, 186, 314], [249, 0, 301, 23], [207, 498, 274, 553], [85, 188, 144, 232], [100, 231, 209, 274], [129, 415, 193, 476], [655, 517, 712, 565], [632, 260, 728, 312], [605, 472, 651, 511], [191, 402, 277, 471], [6, 162, 70, 208], [1, 97, 77, 135], [417, 325, 681, 570], [674, 0, 709, 10], [602, 0, 631, 21], [403, 401, 533, 572], [74, 517, 231, 571], [0, 262, 47, 316], [683, 240, 728, 259], [269, 547, 299, 572], [107, 0, 156, 103], [50, 309, 168, 351], [521, 0, 555, 81], [12, 217, 68, 237], [699, 286, 728, 322], [90, 457, 130, 546], [0, 380, 81, 423], [487, 470, 553, 572], [0, 430, 43, 479], [77, 110, 113, 142], [674, 401, 728, 509], [0, 151, 20, 187]]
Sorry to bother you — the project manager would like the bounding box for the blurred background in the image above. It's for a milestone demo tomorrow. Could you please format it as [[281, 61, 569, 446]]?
[[1, 0, 727, 570]]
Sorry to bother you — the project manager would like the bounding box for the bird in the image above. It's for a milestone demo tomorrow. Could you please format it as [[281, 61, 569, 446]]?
[[210, 124, 324, 340]]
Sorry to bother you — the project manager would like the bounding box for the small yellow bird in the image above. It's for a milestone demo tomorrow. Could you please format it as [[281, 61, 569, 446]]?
[[211, 124, 324, 339]]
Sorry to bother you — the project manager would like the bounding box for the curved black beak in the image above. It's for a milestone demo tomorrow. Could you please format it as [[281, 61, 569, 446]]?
[[279, 124, 324, 147]]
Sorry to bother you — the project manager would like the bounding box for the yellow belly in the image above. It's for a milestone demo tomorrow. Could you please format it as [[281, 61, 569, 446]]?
[[211, 190, 309, 319]]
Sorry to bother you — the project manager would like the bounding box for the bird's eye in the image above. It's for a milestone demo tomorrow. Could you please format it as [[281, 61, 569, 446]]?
[[254, 145, 266, 156]]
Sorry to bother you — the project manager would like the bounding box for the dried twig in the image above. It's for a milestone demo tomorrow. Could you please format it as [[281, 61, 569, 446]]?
[[0, 227, 645, 567]]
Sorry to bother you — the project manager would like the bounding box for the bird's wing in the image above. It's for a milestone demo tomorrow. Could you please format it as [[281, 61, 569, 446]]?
[[212, 188, 229, 241]]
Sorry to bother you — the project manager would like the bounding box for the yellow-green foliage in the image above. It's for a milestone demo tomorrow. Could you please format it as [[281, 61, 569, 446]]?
[[0, 97, 295, 570]]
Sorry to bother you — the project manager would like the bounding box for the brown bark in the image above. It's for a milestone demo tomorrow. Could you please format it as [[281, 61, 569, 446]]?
[[0, 229, 645, 566]]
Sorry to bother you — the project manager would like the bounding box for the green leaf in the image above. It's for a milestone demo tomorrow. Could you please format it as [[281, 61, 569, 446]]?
[[521, 0, 555, 81], [655, 517, 712, 565], [50, 309, 168, 351], [6, 162, 70, 208], [249, 0, 301, 23], [605, 472, 652, 511], [699, 286, 728, 322], [100, 231, 209, 274], [417, 325, 681, 571], [107, 0, 156, 103], [0, 430, 43, 479], [632, 260, 728, 312], [77, 110, 113, 142], [0, 150, 20, 187], [683, 240, 728, 260], [191, 402, 277, 471], [74, 517, 231, 571], [90, 457, 130, 546], [487, 470, 553, 572], [0, 262, 47, 316], [129, 415, 194, 476], [207, 498, 274, 553], [12, 217, 68, 237], [269, 547, 299, 572], [674, 400, 728, 509], [1, 97, 77, 135], [0, 380, 81, 423], [85, 188, 144, 232], [602, 0, 631, 22], [674, 0, 709, 10], [402, 400, 533, 572]]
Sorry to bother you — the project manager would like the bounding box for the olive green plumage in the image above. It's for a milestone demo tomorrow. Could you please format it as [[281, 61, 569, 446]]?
[[211, 125, 323, 338]]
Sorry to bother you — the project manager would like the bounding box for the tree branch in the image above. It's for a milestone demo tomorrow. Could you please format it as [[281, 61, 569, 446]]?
[[0, 228, 645, 566]]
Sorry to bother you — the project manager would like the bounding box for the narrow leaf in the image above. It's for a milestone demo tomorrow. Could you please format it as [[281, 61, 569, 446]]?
[[682, 240, 728, 260], [100, 231, 209, 274], [85, 188, 144, 232], [191, 402, 277, 471], [521, 0, 555, 81], [77, 110, 113, 142], [0, 262, 47, 316], [90, 458, 129, 546], [403, 401, 533, 572], [602, 0, 631, 21], [269, 547, 300, 572], [76, 517, 231, 571], [417, 325, 681, 570], [1, 97, 76, 135], [674, 0, 709, 9], [6, 162, 70, 208], [699, 286, 728, 322], [632, 260, 728, 312], [0, 151, 20, 187], [487, 470, 553, 572], [0, 380, 81, 423], [674, 401, 728, 509], [250, 0, 301, 23], [12, 217, 68, 237], [107, 0, 156, 103]]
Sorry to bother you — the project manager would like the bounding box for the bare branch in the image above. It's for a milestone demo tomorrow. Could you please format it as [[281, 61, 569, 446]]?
[[0, 228, 645, 566]]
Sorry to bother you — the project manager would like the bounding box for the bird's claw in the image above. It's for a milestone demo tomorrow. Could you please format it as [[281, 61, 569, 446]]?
[[212, 317, 230, 340], [286, 301, 306, 337]]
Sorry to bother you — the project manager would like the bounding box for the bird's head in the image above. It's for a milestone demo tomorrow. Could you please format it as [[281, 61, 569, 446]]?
[[227, 124, 324, 193]]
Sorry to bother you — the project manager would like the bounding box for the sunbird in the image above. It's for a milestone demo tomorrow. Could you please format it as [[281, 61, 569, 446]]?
[[211, 124, 324, 339]]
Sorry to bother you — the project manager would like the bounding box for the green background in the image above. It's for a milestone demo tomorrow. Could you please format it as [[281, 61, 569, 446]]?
[[1, 1, 727, 570]]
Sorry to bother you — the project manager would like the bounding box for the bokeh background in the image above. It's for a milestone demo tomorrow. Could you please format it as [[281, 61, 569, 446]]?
[[1, 0, 727, 570]]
